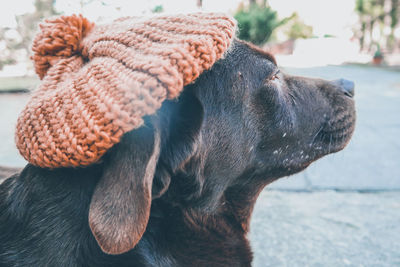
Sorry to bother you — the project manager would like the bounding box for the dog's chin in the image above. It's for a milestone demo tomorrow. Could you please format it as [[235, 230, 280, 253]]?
[[314, 115, 355, 149], [319, 112, 356, 154], [281, 111, 356, 177]]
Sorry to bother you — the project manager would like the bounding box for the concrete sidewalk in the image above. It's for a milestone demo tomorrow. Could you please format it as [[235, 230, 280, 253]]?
[[250, 190, 400, 267]]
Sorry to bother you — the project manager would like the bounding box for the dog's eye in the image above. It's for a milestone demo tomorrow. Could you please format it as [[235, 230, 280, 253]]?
[[270, 69, 280, 81]]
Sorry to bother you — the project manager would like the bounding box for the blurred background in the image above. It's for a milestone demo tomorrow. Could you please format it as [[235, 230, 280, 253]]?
[[0, 0, 399, 266]]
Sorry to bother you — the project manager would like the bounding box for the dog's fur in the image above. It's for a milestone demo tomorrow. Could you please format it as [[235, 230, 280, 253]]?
[[0, 40, 355, 266]]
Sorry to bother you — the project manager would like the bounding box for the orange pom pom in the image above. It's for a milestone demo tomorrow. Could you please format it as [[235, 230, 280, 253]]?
[[31, 14, 94, 79]]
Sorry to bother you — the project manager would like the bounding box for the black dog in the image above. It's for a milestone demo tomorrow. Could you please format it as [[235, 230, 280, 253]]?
[[0, 40, 355, 266]]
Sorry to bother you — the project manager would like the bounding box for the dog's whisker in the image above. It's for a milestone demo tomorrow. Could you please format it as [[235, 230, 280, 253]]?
[[309, 125, 324, 147], [288, 91, 297, 106]]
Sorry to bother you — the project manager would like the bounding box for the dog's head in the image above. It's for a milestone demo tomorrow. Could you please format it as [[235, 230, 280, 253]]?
[[88, 40, 356, 254]]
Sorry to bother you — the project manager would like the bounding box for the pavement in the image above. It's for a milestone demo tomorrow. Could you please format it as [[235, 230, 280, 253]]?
[[251, 191, 400, 267], [0, 64, 399, 266]]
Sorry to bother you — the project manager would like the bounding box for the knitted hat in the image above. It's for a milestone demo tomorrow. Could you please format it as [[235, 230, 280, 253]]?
[[16, 13, 236, 168]]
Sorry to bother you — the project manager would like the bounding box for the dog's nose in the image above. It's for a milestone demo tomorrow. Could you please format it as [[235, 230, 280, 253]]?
[[332, 79, 355, 97]]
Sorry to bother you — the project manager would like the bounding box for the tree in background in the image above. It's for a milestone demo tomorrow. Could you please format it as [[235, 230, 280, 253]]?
[[281, 13, 313, 40], [152, 5, 164, 13], [234, 1, 312, 45], [388, 0, 399, 49], [0, 29, 18, 70], [0, 0, 57, 71], [234, 1, 287, 45], [355, 0, 399, 52], [16, 0, 58, 52]]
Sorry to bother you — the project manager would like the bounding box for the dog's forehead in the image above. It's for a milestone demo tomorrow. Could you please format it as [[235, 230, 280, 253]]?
[[235, 40, 277, 66], [216, 40, 276, 88]]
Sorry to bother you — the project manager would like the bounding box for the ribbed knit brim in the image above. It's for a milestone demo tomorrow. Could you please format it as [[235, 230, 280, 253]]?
[[15, 13, 236, 168]]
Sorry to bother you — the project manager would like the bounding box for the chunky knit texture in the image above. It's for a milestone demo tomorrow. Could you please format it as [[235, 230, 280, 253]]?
[[16, 13, 236, 168]]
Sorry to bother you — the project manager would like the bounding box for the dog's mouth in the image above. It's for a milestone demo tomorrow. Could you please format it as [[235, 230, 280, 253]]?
[[312, 108, 356, 155], [267, 102, 356, 178]]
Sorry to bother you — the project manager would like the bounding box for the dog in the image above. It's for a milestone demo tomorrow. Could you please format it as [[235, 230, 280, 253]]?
[[0, 39, 355, 266]]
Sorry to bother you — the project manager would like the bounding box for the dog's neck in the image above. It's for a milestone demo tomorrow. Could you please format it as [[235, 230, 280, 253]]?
[[140, 201, 252, 266], [139, 177, 266, 266]]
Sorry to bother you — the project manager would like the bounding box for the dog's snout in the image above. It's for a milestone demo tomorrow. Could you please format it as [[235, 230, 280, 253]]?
[[332, 79, 355, 97]]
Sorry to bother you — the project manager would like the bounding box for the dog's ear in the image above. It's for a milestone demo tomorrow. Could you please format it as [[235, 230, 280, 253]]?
[[88, 122, 160, 255]]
